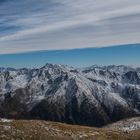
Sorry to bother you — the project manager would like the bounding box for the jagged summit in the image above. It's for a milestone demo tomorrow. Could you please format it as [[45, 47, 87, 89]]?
[[0, 64, 140, 127]]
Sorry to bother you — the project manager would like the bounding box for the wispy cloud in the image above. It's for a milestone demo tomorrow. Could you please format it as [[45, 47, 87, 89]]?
[[0, 0, 140, 54]]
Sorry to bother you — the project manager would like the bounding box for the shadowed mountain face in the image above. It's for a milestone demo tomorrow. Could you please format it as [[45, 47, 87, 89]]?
[[0, 64, 140, 127]]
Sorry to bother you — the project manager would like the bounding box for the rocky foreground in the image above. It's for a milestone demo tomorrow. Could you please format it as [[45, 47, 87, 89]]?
[[0, 117, 140, 140]]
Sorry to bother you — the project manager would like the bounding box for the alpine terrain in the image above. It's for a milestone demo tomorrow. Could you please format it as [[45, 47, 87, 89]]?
[[0, 64, 140, 127]]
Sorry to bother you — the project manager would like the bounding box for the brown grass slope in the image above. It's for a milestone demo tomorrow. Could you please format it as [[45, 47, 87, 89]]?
[[0, 119, 140, 140]]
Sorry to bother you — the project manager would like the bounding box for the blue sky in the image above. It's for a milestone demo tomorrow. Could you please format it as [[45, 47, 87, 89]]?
[[0, 0, 140, 54], [0, 44, 140, 68], [0, 0, 140, 67]]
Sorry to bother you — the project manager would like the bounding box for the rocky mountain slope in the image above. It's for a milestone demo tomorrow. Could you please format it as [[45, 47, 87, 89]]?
[[105, 117, 140, 132], [0, 117, 140, 140], [0, 64, 140, 126]]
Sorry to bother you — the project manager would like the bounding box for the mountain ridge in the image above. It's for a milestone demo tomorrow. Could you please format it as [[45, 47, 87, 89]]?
[[0, 64, 140, 127]]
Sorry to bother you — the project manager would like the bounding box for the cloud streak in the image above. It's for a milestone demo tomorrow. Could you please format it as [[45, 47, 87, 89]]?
[[0, 0, 140, 54]]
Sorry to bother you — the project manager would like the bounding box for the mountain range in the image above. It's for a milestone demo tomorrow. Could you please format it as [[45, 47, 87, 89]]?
[[0, 64, 140, 127]]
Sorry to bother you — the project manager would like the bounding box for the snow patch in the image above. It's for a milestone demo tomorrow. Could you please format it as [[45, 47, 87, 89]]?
[[0, 118, 12, 123]]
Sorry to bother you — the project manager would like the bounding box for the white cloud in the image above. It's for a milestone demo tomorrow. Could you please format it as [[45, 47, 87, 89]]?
[[0, 0, 140, 54]]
